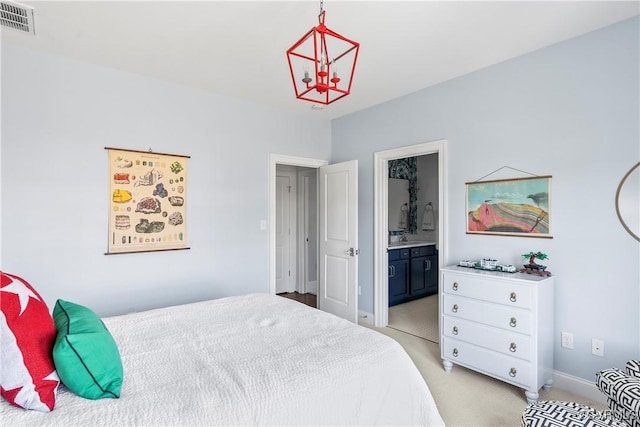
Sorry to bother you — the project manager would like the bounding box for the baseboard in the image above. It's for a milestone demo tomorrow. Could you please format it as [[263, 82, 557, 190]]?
[[358, 310, 374, 326], [553, 370, 606, 405]]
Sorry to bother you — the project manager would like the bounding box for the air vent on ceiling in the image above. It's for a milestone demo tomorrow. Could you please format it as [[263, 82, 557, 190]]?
[[1, 1, 35, 35]]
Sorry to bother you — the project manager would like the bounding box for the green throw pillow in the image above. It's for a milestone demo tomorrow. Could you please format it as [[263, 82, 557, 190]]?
[[52, 300, 123, 400]]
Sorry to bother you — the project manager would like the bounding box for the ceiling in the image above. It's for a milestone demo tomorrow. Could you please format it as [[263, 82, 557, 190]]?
[[2, 1, 639, 119]]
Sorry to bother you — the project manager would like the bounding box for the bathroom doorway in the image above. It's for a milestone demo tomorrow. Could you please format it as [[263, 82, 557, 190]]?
[[373, 140, 447, 332], [386, 153, 440, 342]]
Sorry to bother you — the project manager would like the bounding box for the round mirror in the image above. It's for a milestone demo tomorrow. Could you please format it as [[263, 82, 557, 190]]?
[[615, 162, 640, 242]]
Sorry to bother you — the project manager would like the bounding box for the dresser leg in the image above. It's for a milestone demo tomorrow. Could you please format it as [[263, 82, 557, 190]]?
[[525, 390, 539, 404], [443, 360, 453, 373], [542, 378, 553, 392]]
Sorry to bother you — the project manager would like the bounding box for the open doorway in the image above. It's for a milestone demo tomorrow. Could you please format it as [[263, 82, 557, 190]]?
[[269, 154, 359, 322], [275, 164, 318, 308], [373, 140, 448, 332], [385, 153, 440, 342]]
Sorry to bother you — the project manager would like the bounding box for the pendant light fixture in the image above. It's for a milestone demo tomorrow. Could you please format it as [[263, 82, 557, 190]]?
[[286, 0, 360, 105]]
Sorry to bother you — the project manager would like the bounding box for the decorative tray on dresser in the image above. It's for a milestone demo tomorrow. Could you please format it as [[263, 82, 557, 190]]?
[[440, 265, 554, 404]]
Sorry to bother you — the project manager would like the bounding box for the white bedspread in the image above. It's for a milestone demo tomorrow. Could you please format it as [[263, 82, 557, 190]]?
[[1, 293, 444, 426]]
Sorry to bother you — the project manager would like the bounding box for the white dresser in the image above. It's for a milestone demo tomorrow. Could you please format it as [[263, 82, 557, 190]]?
[[440, 265, 554, 403]]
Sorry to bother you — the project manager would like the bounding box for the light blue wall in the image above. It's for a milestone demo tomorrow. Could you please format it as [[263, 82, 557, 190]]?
[[1, 44, 331, 317], [331, 17, 640, 380]]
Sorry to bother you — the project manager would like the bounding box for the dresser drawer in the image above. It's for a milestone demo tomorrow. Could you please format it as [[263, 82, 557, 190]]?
[[442, 272, 532, 309], [443, 338, 532, 388], [442, 316, 532, 361], [443, 294, 531, 335]]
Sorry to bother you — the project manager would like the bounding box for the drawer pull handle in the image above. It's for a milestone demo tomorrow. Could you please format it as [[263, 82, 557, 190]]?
[[452, 282, 459, 291], [509, 317, 517, 327], [452, 326, 458, 335], [510, 292, 517, 302], [452, 348, 459, 357], [509, 342, 517, 352], [452, 304, 458, 313], [509, 368, 517, 377]]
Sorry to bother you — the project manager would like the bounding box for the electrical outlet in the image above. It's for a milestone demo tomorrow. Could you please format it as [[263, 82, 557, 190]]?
[[592, 339, 605, 357], [561, 332, 574, 349]]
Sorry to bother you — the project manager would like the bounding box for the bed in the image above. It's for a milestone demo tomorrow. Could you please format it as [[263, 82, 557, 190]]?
[[1, 293, 444, 426]]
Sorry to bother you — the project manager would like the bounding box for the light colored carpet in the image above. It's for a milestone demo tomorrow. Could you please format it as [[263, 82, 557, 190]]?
[[388, 295, 439, 343], [365, 325, 608, 427]]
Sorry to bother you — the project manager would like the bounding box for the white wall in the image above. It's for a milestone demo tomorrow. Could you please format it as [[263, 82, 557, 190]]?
[[331, 17, 640, 381], [1, 44, 331, 316]]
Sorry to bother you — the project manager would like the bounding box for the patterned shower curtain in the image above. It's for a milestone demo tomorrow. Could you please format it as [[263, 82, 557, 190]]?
[[389, 157, 418, 234]]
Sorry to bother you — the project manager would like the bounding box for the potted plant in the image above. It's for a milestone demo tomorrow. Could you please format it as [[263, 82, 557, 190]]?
[[522, 251, 549, 271]]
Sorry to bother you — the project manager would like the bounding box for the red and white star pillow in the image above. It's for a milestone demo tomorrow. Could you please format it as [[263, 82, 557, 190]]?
[[1, 272, 59, 411]]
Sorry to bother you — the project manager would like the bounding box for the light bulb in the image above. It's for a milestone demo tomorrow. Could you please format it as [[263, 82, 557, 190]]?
[[318, 52, 328, 77], [302, 63, 312, 84], [330, 59, 340, 84]]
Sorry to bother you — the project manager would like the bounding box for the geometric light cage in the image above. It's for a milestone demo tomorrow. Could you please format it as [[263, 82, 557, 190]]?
[[286, 10, 359, 105]]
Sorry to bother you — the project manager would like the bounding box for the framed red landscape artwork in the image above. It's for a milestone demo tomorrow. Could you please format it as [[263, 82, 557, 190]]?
[[466, 176, 552, 238]]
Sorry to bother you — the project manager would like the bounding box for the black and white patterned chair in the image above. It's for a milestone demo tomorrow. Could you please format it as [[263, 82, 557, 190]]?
[[596, 359, 640, 427], [521, 400, 627, 426], [522, 360, 640, 426]]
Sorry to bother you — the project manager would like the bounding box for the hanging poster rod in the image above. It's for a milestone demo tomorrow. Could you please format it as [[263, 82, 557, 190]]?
[[104, 146, 191, 159]]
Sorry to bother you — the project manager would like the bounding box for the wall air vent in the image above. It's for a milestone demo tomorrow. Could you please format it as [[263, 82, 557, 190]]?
[[1, 1, 35, 35]]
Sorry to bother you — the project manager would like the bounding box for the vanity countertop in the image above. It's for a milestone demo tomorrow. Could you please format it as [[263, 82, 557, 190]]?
[[387, 240, 437, 250]]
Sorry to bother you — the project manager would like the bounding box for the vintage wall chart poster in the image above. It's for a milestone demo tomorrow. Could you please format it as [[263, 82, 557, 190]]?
[[106, 148, 190, 254], [466, 175, 552, 238]]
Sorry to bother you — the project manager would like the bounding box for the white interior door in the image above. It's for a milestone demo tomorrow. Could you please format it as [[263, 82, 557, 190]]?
[[319, 160, 358, 322], [275, 175, 293, 293]]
